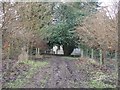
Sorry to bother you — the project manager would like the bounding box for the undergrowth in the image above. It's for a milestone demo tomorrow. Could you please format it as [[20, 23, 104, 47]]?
[[5, 59, 49, 88]]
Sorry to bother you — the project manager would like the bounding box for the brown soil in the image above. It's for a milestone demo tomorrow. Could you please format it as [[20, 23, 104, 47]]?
[[3, 56, 117, 88], [24, 56, 90, 88]]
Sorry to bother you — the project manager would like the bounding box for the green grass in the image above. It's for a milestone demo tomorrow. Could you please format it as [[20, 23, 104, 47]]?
[[21, 60, 48, 68], [62, 56, 79, 60], [89, 71, 116, 88], [5, 60, 49, 88], [39, 74, 49, 88], [89, 80, 115, 88]]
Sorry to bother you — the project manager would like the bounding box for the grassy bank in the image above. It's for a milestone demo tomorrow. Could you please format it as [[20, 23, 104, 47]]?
[[4, 59, 49, 88]]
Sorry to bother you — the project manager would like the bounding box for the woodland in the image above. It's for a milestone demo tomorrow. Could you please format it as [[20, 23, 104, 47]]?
[[0, 1, 119, 88]]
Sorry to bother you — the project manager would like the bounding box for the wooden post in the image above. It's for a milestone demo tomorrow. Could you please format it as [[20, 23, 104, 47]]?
[[115, 50, 118, 60], [87, 48, 89, 57], [38, 48, 40, 55], [86, 48, 88, 57], [81, 49, 84, 58], [7, 44, 10, 70], [27, 46, 29, 54], [102, 50, 106, 64], [91, 49, 94, 59], [110, 51, 112, 59], [36, 48, 37, 55], [99, 49, 103, 65], [100, 49, 106, 65], [26, 42, 29, 54], [85, 48, 87, 57], [30, 43, 33, 56]]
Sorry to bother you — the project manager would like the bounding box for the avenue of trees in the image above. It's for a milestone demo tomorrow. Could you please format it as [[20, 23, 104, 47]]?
[[0, 1, 118, 65], [1, 2, 100, 57], [46, 2, 100, 55], [0, 1, 119, 89]]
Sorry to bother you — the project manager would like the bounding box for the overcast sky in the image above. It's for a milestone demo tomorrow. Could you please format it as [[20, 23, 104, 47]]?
[[99, 0, 118, 6], [98, 0, 118, 18]]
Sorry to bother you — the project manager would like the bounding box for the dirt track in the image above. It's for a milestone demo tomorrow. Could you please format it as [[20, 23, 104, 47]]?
[[24, 56, 90, 88]]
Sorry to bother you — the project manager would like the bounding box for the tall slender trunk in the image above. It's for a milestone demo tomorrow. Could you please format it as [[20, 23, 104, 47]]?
[[117, 1, 120, 88]]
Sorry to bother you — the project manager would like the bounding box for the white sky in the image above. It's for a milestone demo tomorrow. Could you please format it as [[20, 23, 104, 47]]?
[[98, 0, 118, 18], [99, 0, 114, 6]]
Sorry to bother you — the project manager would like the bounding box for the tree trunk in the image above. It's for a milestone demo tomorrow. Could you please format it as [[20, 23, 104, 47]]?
[[63, 45, 74, 56], [117, 1, 120, 88]]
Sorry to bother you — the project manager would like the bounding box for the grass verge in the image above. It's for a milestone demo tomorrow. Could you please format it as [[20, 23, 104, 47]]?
[[88, 80, 115, 88], [61, 56, 79, 60], [5, 60, 49, 88]]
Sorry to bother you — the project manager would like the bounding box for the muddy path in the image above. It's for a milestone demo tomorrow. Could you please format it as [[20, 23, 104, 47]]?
[[24, 56, 90, 88]]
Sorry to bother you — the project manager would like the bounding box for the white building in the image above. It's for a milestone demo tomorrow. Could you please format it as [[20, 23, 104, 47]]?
[[52, 45, 81, 55]]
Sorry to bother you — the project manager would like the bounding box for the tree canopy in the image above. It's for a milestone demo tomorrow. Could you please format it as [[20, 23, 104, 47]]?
[[46, 2, 100, 55]]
